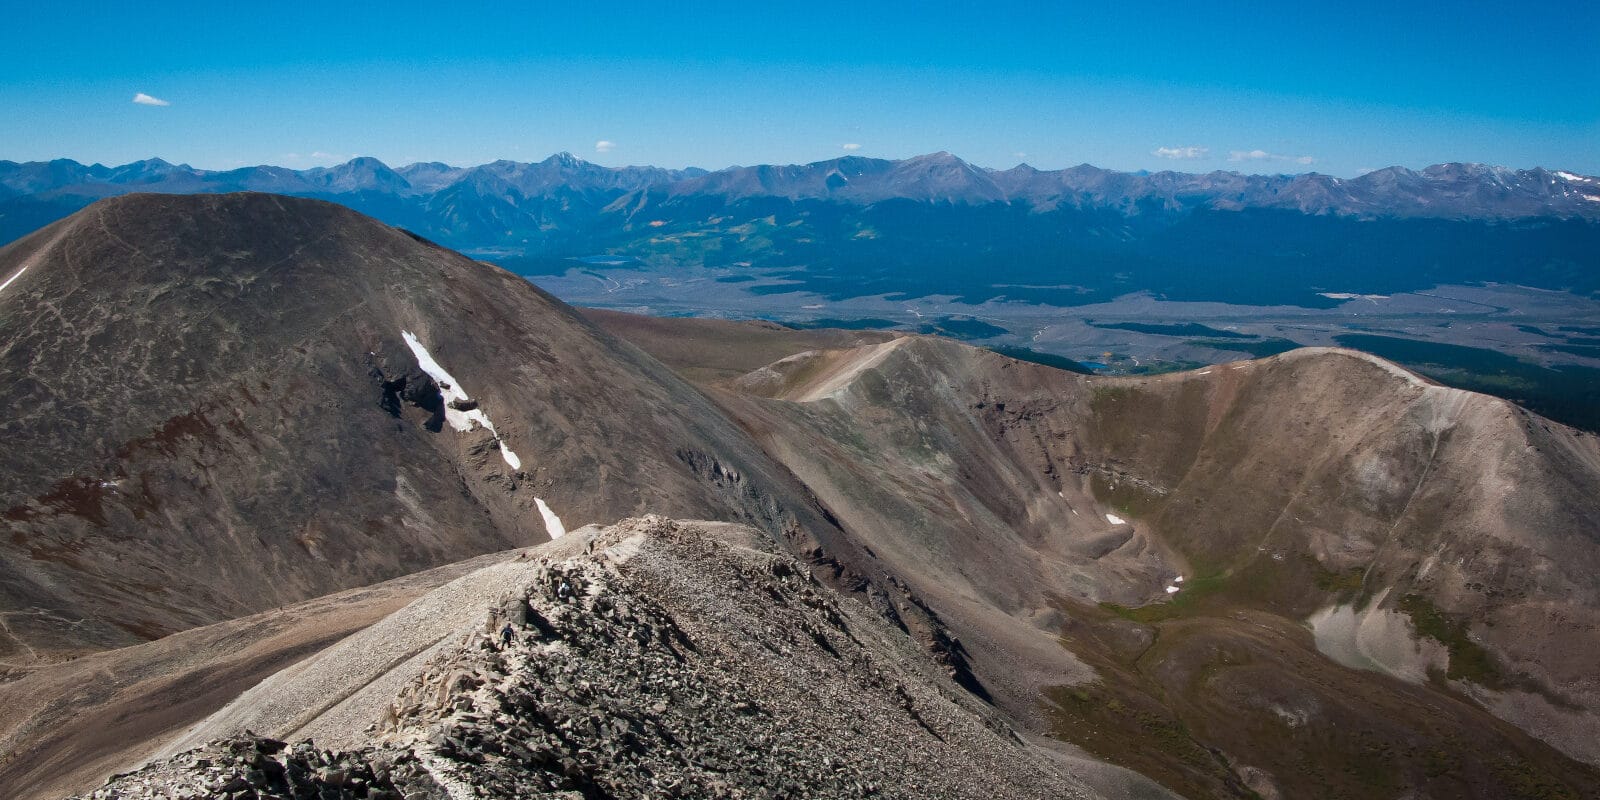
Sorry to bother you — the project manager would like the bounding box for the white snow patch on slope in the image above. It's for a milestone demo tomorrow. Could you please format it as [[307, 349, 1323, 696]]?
[[0, 265, 29, 296], [1584, 194, 1600, 203], [1556, 171, 1593, 183], [1165, 585, 1180, 594], [401, 330, 522, 470], [536, 498, 566, 539], [1105, 512, 1127, 525]]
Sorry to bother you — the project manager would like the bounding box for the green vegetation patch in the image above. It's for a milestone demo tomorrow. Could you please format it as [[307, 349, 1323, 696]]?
[[787, 317, 903, 330], [1538, 343, 1600, 359], [1333, 333, 1600, 433], [1043, 682, 1232, 795], [1398, 594, 1508, 689], [982, 345, 1094, 374], [1087, 320, 1258, 339], [915, 316, 1009, 339], [1098, 573, 1230, 623], [1491, 757, 1582, 800], [1310, 559, 1367, 597], [1185, 337, 1303, 358], [1088, 472, 1165, 520]]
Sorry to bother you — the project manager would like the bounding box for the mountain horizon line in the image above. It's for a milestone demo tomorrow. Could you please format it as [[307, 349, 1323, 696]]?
[[7, 150, 1597, 184]]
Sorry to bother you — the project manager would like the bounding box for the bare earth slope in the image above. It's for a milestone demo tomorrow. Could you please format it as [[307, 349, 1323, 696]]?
[[0, 549, 519, 799], [0, 193, 859, 662]]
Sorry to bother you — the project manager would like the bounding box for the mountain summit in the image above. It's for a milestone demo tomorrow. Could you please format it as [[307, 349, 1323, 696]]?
[[0, 192, 859, 659]]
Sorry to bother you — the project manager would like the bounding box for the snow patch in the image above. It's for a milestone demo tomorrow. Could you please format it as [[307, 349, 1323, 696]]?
[[401, 330, 523, 471], [536, 498, 566, 539], [1105, 512, 1127, 525], [0, 265, 29, 296], [1165, 585, 1180, 594], [1583, 194, 1600, 203], [1174, 575, 1185, 583], [1556, 171, 1593, 183]]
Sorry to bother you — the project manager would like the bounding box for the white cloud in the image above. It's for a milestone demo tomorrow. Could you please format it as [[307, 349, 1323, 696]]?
[[1229, 149, 1315, 166], [594, 140, 616, 153], [842, 143, 862, 151], [281, 151, 349, 166], [1152, 146, 1208, 159], [132, 92, 170, 107]]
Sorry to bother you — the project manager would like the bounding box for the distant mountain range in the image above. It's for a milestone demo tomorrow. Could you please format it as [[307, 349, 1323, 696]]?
[[3, 152, 1598, 308], [4, 152, 1598, 233]]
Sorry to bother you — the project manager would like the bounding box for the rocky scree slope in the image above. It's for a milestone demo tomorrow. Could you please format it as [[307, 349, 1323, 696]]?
[[82, 517, 1116, 800]]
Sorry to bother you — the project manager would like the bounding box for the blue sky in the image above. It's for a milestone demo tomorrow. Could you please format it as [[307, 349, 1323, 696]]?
[[2, 1, 1595, 176]]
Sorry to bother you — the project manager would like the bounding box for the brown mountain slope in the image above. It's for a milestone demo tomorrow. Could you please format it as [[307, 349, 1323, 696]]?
[[589, 324, 1600, 799], [0, 193, 870, 662], [576, 307, 897, 383]]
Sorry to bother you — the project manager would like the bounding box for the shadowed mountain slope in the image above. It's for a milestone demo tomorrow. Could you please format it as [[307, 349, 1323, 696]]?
[[0, 193, 868, 661]]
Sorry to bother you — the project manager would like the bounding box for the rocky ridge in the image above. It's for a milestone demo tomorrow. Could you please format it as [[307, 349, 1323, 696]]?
[[79, 517, 1119, 799]]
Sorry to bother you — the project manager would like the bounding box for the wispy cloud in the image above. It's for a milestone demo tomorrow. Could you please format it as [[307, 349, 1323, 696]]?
[[1152, 146, 1208, 159], [842, 143, 862, 151], [1229, 149, 1315, 165], [594, 140, 616, 153], [132, 92, 170, 107], [282, 151, 349, 166]]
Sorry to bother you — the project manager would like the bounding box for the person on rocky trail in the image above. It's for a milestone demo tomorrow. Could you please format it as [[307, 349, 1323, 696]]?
[[500, 622, 514, 648]]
